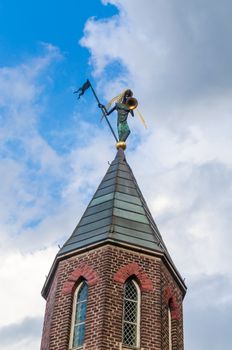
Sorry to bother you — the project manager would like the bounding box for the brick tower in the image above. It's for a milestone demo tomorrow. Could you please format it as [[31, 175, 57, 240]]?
[[40, 147, 186, 350]]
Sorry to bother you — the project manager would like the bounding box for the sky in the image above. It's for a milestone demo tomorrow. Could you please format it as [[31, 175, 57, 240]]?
[[0, 0, 232, 349]]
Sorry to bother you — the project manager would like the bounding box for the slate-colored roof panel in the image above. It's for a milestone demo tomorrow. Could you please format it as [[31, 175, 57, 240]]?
[[89, 193, 114, 207], [115, 191, 141, 205], [64, 226, 111, 244], [113, 208, 149, 224], [113, 225, 156, 243], [114, 199, 145, 214], [58, 148, 172, 259], [102, 171, 117, 182], [94, 185, 116, 198], [83, 200, 114, 217], [116, 184, 138, 197], [59, 232, 109, 255], [98, 178, 117, 189], [72, 217, 112, 235], [78, 208, 113, 226], [110, 232, 162, 252], [116, 177, 136, 189], [113, 216, 153, 234]]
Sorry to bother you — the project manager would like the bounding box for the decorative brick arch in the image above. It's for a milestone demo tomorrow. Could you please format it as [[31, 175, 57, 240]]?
[[113, 262, 153, 292], [62, 264, 99, 295], [163, 286, 181, 320]]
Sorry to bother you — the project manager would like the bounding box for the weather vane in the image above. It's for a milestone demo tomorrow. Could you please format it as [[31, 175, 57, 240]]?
[[74, 79, 147, 150]]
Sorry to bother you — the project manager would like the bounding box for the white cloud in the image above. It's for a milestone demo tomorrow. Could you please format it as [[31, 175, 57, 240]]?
[[1, 1, 232, 349], [80, 2, 232, 349], [0, 316, 42, 350], [0, 43, 115, 350], [0, 247, 57, 327], [0, 44, 66, 246], [80, 0, 232, 273], [82, 0, 232, 105], [0, 45, 70, 345]]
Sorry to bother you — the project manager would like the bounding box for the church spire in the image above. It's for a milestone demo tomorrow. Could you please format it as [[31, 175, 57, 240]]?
[[40, 86, 186, 350], [59, 148, 168, 256], [42, 147, 186, 299]]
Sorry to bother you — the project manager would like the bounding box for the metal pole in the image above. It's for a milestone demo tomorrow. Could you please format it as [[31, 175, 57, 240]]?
[[87, 80, 119, 142]]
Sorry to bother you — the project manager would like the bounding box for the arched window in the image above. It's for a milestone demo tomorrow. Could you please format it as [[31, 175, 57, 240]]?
[[122, 279, 140, 348], [70, 281, 88, 349], [168, 300, 172, 350]]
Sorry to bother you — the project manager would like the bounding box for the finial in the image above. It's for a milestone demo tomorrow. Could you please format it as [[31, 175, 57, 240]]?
[[116, 141, 127, 150]]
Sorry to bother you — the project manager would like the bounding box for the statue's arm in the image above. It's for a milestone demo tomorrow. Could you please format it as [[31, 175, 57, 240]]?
[[98, 103, 116, 115], [106, 105, 116, 115]]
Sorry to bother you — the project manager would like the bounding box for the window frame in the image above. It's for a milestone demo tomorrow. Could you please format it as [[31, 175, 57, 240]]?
[[122, 278, 141, 349], [168, 301, 172, 350], [69, 280, 88, 350]]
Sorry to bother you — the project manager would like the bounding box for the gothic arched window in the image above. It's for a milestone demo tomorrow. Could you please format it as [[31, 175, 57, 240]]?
[[122, 279, 140, 348], [70, 281, 88, 349], [168, 299, 173, 350]]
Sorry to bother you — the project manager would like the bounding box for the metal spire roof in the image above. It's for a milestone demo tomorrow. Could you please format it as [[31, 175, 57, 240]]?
[[58, 148, 171, 258]]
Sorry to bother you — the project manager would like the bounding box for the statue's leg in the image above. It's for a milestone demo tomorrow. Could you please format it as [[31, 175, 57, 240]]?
[[122, 129, 130, 142], [118, 122, 130, 142]]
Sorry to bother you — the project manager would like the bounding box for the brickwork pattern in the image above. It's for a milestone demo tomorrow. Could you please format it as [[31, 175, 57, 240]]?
[[40, 245, 184, 350], [41, 273, 58, 350], [62, 264, 100, 295], [161, 264, 184, 350], [113, 262, 153, 291]]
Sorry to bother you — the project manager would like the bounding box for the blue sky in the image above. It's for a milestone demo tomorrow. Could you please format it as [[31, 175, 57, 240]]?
[[0, 0, 118, 153], [1, 1, 232, 349], [0, 0, 116, 63]]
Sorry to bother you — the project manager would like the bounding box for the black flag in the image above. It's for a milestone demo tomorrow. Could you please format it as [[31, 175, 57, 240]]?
[[74, 79, 91, 99]]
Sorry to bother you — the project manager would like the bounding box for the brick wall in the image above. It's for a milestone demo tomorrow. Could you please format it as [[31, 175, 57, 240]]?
[[40, 244, 185, 350], [41, 272, 58, 350], [161, 264, 184, 350]]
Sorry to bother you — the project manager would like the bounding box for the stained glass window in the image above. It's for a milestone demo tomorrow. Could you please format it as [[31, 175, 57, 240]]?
[[71, 281, 88, 349], [122, 279, 140, 348]]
